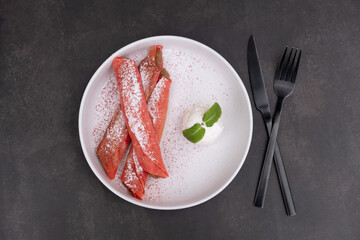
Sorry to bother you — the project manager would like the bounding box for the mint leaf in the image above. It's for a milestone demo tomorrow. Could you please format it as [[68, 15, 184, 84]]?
[[182, 123, 206, 143], [202, 102, 222, 127]]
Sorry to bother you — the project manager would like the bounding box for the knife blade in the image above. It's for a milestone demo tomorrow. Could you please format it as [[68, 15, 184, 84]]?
[[247, 35, 271, 123], [247, 35, 296, 216]]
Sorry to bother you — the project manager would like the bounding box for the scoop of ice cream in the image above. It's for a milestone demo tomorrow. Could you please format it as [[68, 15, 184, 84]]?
[[182, 105, 224, 145]]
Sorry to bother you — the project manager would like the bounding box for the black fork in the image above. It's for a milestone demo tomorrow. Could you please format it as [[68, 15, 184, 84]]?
[[254, 47, 302, 208]]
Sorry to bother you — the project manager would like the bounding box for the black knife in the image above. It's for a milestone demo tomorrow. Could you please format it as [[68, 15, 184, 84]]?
[[248, 35, 296, 216]]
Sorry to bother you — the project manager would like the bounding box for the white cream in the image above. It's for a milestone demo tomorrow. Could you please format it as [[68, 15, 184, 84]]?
[[182, 105, 224, 145]]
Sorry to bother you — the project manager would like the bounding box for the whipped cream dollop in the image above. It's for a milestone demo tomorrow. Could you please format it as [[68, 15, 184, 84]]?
[[182, 105, 224, 145]]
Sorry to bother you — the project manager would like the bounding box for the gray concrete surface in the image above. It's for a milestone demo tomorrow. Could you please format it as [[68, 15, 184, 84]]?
[[1, 0, 360, 239]]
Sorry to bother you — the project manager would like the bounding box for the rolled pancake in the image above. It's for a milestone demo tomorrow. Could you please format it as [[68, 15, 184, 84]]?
[[121, 75, 172, 199]]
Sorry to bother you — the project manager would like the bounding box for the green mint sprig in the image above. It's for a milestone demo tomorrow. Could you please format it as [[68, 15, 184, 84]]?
[[202, 102, 222, 127], [182, 102, 222, 143], [182, 123, 206, 143]]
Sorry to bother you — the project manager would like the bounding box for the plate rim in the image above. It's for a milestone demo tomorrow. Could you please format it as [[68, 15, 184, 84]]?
[[78, 35, 253, 210]]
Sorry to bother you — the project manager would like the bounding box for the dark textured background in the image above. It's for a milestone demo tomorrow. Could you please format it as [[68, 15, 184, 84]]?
[[1, 0, 360, 239]]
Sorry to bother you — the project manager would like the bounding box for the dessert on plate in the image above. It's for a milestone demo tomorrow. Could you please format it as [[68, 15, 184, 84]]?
[[113, 57, 168, 178], [96, 46, 163, 180], [121, 69, 172, 199]]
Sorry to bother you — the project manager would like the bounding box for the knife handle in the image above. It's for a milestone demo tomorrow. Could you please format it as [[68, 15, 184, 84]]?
[[260, 117, 296, 216], [254, 109, 281, 209]]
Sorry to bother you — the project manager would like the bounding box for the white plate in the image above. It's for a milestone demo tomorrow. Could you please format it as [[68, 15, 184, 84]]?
[[79, 36, 253, 210]]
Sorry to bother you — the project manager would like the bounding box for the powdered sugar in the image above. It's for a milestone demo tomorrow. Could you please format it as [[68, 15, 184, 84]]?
[[118, 60, 149, 146], [102, 106, 128, 155], [138, 46, 161, 100], [116, 59, 164, 170], [92, 74, 120, 147], [121, 150, 137, 189], [147, 77, 166, 125], [139, 60, 152, 98], [132, 149, 145, 181]]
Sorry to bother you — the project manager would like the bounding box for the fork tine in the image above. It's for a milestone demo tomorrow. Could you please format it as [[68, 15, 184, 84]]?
[[275, 47, 288, 79], [290, 50, 302, 83], [281, 48, 294, 80], [286, 49, 298, 81]]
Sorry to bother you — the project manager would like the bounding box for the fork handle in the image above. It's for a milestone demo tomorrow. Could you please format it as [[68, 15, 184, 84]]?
[[264, 120, 296, 216], [254, 99, 283, 208], [273, 140, 296, 216]]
